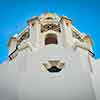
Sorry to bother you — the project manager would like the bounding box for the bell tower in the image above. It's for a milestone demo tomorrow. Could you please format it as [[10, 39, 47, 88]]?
[[8, 13, 95, 73], [3, 13, 97, 100]]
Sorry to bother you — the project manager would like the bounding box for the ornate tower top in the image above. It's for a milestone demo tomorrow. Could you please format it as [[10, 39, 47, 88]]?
[[8, 13, 94, 61]]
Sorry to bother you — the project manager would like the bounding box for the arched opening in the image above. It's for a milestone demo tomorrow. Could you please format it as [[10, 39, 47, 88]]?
[[45, 34, 58, 45]]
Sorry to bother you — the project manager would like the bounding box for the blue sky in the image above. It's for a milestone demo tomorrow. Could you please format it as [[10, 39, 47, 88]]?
[[0, 0, 100, 63]]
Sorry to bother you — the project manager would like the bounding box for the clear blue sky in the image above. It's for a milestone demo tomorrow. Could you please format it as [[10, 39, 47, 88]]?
[[0, 0, 100, 63]]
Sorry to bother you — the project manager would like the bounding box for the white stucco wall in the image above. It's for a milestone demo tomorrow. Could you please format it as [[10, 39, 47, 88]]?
[[90, 59, 100, 100], [0, 46, 96, 100]]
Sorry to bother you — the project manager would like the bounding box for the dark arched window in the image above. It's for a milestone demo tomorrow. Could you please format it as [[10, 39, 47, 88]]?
[[45, 34, 58, 45]]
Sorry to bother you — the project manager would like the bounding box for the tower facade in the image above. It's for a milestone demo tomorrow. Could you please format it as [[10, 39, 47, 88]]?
[[0, 13, 100, 100]]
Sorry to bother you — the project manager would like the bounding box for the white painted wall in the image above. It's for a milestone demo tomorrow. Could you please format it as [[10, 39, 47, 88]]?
[[0, 46, 96, 100], [91, 59, 100, 100]]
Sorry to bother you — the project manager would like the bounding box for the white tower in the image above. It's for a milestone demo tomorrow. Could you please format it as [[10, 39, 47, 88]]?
[[0, 13, 100, 100]]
